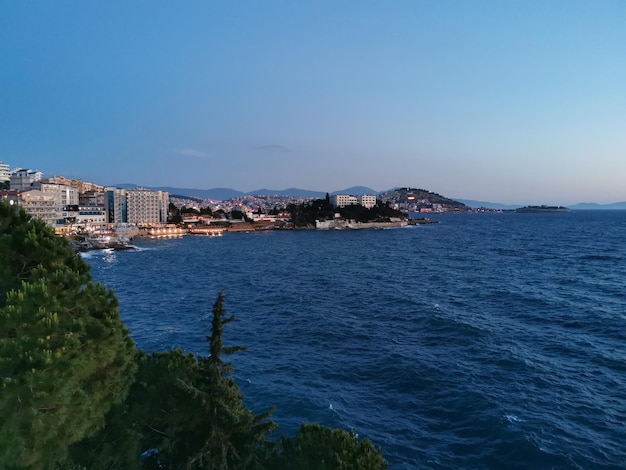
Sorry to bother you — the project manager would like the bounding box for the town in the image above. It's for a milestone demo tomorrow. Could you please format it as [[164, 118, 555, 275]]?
[[0, 161, 473, 248]]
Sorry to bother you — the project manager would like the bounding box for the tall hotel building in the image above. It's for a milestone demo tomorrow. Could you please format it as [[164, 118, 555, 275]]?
[[105, 188, 169, 225]]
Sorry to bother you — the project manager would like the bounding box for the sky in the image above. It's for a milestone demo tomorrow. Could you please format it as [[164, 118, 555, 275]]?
[[1, 1, 625, 204]]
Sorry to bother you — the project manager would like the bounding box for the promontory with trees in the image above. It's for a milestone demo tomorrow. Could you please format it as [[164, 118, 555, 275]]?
[[0, 201, 387, 469]]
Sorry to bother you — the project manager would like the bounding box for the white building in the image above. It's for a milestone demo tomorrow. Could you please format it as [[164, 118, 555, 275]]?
[[330, 194, 377, 208], [330, 194, 358, 208], [359, 195, 377, 209], [0, 161, 9, 183]]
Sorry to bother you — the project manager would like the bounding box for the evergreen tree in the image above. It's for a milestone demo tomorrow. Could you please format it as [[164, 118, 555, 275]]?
[[170, 292, 276, 469], [70, 292, 276, 470], [269, 423, 388, 470], [0, 202, 136, 469]]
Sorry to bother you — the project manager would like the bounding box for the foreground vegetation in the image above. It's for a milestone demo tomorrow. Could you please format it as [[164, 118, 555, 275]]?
[[0, 201, 387, 469]]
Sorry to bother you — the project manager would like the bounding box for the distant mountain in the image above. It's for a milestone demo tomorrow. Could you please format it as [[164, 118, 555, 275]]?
[[114, 184, 377, 200], [115, 184, 245, 200], [570, 202, 626, 210], [380, 187, 467, 210], [330, 186, 378, 196], [458, 199, 626, 211], [247, 188, 326, 198], [456, 199, 524, 210]]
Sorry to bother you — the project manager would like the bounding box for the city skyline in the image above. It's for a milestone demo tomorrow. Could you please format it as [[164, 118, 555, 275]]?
[[1, 1, 625, 205]]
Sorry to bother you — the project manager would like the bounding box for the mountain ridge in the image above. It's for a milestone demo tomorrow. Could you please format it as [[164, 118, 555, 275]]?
[[112, 183, 626, 209]]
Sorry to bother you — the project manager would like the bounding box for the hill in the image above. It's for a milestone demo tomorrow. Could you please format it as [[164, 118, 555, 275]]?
[[570, 202, 626, 210], [379, 187, 468, 211]]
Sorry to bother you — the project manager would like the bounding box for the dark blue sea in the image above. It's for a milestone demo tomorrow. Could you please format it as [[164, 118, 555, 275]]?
[[84, 211, 626, 469]]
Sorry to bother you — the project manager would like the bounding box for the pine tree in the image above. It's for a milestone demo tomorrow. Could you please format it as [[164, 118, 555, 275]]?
[[268, 423, 388, 470], [0, 202, 136, 469], [72, 292, 276, 470], [183, 291, 276, 470]]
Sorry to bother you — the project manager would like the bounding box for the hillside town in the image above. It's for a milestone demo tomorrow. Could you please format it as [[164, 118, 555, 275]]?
[[0, 161, 472, 247]]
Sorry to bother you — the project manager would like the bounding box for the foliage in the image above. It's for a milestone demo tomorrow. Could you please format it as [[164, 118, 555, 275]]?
[[0, 202, 136, 469], [268, 423, 388, 470], [169, 202, 182, 224], [287, 198, 335, 227], [288, 198, 405, 227], [69, 293, 276, 470]]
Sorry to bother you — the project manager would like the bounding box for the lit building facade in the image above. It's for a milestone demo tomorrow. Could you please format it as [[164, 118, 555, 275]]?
[[126, 189, 169, 225], [105, 187, 169, 225]]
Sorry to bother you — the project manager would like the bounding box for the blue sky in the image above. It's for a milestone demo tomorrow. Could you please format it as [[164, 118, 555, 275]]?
[[1, 1, 624, 204]]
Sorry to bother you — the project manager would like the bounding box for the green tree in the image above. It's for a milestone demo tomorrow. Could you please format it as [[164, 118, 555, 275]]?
[[164, 292, 276, 469], [269, 424, 388, 470], [0, 202, 136, 469], [69, 293, 276, 470]]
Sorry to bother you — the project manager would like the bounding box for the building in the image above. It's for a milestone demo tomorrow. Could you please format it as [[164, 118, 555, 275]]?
[[47, 175, 104, 193], [330, 194, 358, 208], [10, 168, 43, 190], [126, 189, 169, 225], [79, 189, 106, 206], [330, 194, 377, 208], [18, 189, 59, 226], [105, 188, 128, 224], [34, 182, 79, 206], [76, 206, 107, 227], [359, 195, 377, 209], [0, 161, 9, 183], [105, 187, 169, 225]]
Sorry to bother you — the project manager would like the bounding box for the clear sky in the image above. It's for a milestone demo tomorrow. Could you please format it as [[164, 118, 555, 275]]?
[[1, 1, 624, 204]]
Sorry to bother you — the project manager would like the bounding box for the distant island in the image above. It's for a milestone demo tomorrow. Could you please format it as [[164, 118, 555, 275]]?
[[514, 205, 571, 213]]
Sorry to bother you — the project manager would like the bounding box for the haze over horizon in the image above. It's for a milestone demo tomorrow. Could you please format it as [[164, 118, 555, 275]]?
[[1, 1, 625, 205]]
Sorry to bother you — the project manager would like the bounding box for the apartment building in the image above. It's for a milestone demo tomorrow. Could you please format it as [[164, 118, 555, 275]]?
[[0, 161, 9, 183]]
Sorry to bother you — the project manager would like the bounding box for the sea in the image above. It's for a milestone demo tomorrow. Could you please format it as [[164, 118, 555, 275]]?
[[84, 211, 626, 469]]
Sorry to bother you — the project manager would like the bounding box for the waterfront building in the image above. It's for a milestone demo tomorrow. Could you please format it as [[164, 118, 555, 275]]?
[[105, 187, 169, 225], [76, 206, 107, 227], [105, 188, 128, 224], [126, 188, 169, 225]]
